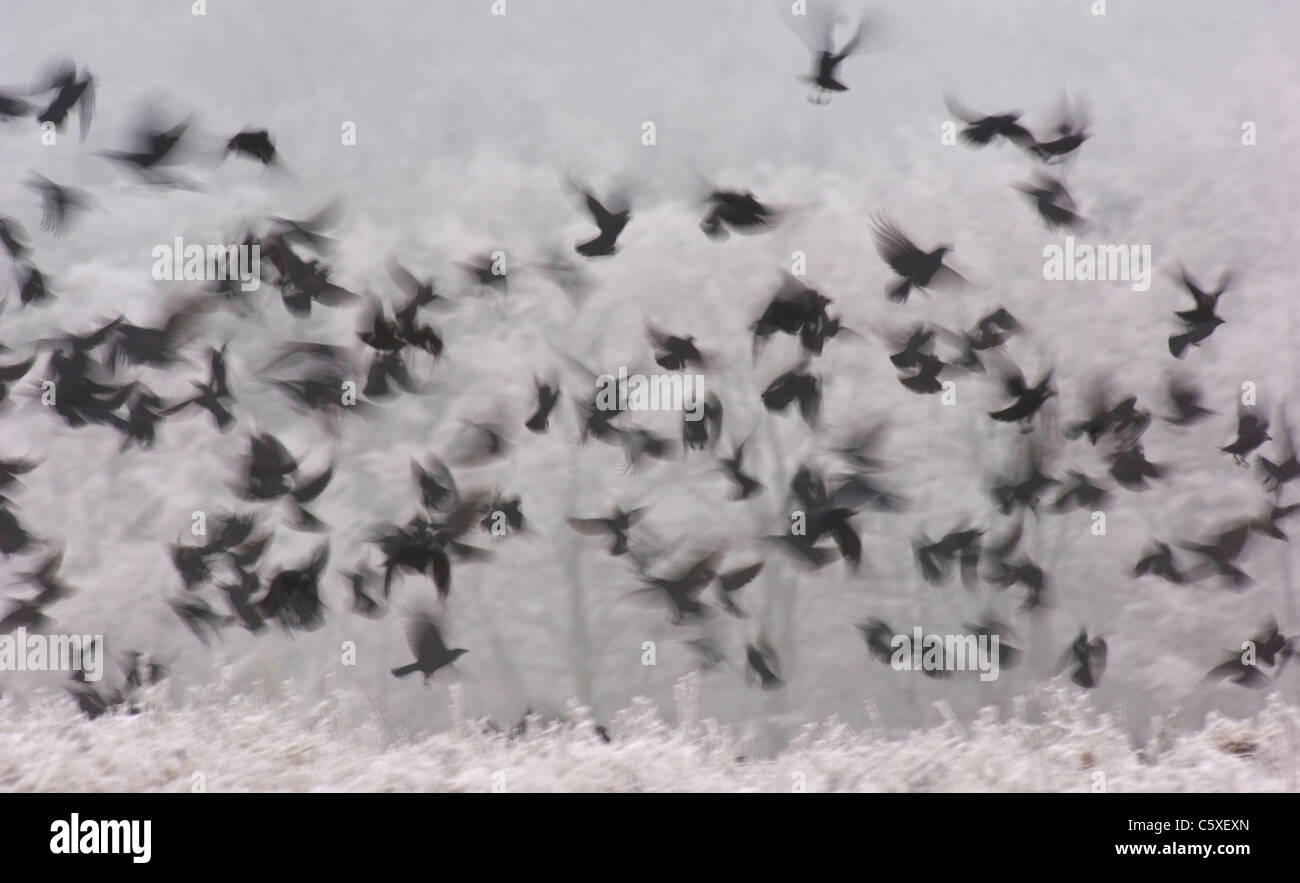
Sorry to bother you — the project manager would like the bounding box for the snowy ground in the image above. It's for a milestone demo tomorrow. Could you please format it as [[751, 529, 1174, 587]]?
[[2, 678, 1296, 792], [1, 0, 1299, 789]]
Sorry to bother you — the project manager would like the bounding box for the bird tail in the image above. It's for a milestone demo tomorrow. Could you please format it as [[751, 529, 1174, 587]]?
[[390, 663, 420, 678], [1168, 332, 1191, 358], [887, 279, 911, 304]]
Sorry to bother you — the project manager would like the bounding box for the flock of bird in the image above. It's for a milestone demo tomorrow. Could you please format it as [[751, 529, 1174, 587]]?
[[0, 11, 1295, 729]]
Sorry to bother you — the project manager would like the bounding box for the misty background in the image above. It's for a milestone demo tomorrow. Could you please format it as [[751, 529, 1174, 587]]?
[[0, 0, 1297, 756]]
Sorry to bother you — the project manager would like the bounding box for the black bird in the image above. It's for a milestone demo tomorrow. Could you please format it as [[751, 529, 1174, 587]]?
[[751, 272, 833, 356], [480, 494, 525, 535], [647, 322, 707, 371], [1180, 523, 1252, 588], [99, 113, 194, 182], [700, 190, 780, 240], [103, 298, 209, 370], [341, 562, 384, 618], [260, 543, 330, 631], [0, 502, 37, 558], [1107, 443, 1165, 490], [1168, 266, 1229, 359], [35, 60, 94, 140], [457, 253, 508, 296], [1013, 174, 1084, 231], [26, 174, 89, 237], [226, 128, 277, 164], [1028, 98, 1089, 163], [1057, 629, 1106, 688], [967, 307, 1023, 351], [0, 217, 29, 260], [567, 176, 630, 257], [744, 634, 783, 689], [0, 356, 35, 405], [1174, 265, 1230, 327], [167, 596, 229, 646], [682, 393, 723, 452], [1248, 503, 1300, 541], [1050, 470, 1111, 512], [17, 263, 52, 306], [943, 96, 1036, 148], [988, 366, 1054, 428], [718, 440, 764, 500], [1133, 541, 1187, 585], [0, 457, 39, 493], [761, 363, 821, 428], [525, 377, 560, 433], [1065, 383, 1149, 445], [913, 527, 983, 588], [160, 345, 236, 431], [856, 618, 896, 666], [632, 550, 721, 624], [411, 455, 458, 512], [716, 561, 763, 618], [12, 549, 75, 606], [1163, 375, 1214, 426], [871, 216, 964, 303], [1221, 408, 1270, 465], [897, 352, 947, 395], [0, 90, 32, 121], [1203, 620, 1295, 688], [798, 14, 869, 103], [391, 614, 468, 682], [567, 506, 645, 557], [1258, 416, 1300, 493]]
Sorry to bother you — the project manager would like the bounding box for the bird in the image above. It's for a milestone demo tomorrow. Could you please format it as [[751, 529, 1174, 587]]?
[[567, 506, 646, 557], [631, 550, 721, 624], [646, 321, 707, 371], [716, 561, 763, 618], [988, 365, 1054, 428], [1027, 97, 1089, 163], [761, 363, 822, 428], [34, 60, 95, 140], [1163, 376, 1214, 427], [1013, 174, 1084, 231], [1257, 414, 1298, 492], [1221, 407, 1270, 465], [1203, 620, 1295, 687], [1050, 470, 1111, 512], [1057, 629, 1107, 688], [1168, 267, 1229, 358], [1180, 523, 1253, 589], [872, 216, 965, 303], [744, 634, 783, 689], [225, 128, 277, 164], [718, 440, 764, 501], [566, 175, 630, 257], [700, 190, 780, 239], [525, 377, 561, 433], [25, 174, 90, 237], [391, 613, 468, 682], [99, 112, 194, 182], [943, 96, 1036, 148], [1133, 541, 1187, 585], [797, 13, 870, 103]]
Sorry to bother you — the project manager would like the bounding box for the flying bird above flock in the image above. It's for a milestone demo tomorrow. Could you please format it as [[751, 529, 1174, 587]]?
[[0, 17, 1290, 744]]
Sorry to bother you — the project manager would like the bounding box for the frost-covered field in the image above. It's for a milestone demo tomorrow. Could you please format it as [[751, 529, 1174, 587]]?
[[1, 0, 1299, 791], [2, 680, 1296, 792]]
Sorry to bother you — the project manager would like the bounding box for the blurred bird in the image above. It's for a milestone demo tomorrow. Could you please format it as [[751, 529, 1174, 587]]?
[[391, 613, 468, 682], [872, 215, 965, 303]]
